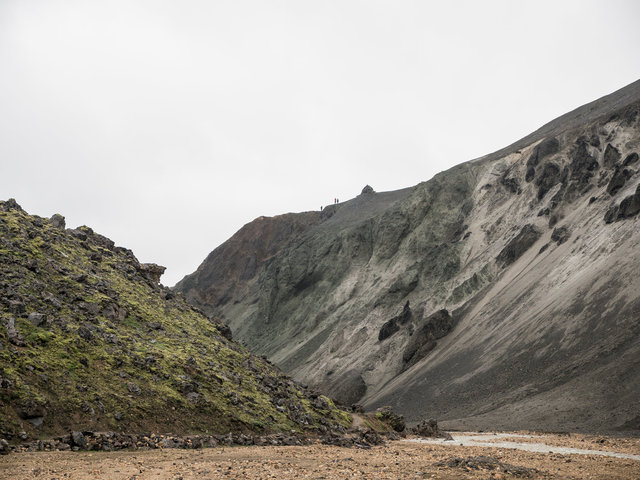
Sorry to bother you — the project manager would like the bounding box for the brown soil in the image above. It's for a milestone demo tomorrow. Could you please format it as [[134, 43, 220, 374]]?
[[2, 435, 639, 479]]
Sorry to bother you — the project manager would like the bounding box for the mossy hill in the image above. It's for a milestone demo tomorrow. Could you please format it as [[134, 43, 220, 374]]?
[[0, 199, 352, 441]]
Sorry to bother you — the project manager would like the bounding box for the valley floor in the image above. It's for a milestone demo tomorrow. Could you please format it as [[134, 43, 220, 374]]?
[[2, 432, 639, 479]]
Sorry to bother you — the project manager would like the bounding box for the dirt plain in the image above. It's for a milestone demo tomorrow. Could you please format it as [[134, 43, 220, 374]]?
[[1, 432, 639, 480]]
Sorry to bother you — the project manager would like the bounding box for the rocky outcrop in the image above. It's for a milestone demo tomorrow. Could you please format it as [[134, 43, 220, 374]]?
[[607, 165, 632, 196], [378, 301, 412, 341], [604, 183, 640, 223], [402, 309, 454, 369], [496, 225, 542, 267], [176, 79, 640, 432], [535, 162, 562, 200], [526, 136, 560, 169], [411, 419, 451, 439], [623, 152, 639, 166], [565, 136, 599, 198], [49, 214, 65, 230], [603, 143, 621, 167], [137, 263, 166, 285]]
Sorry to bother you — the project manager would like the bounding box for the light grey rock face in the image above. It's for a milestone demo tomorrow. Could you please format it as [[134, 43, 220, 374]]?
[[177, 79, 640, 431]]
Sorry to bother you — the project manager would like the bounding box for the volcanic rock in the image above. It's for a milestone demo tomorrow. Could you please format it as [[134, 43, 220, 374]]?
[[49, 214, 66, 230], [175, 79, 640, 433], [607, 166, 632, 196], [496, 225, 541, 267]]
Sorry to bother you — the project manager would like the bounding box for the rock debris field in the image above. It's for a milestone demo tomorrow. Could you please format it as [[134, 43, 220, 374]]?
[[2, 432, 639, 479]]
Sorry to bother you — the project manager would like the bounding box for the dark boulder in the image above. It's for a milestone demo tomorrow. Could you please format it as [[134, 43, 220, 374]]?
[[603, 184, 640, 223], [525, 166, 535, 183], [604, 205, 619, 224], [49, 214, 66, 230], [69, 228, 88, 241], [535, 162, 561, 200], [618, 184, 640, 218], [91, 232, 116, 251], [623, 152, 639, 166], [361, 185, 375, 194], [138, 263, 166, 285], [606, 166, 632, 196], [526, 137, 560, 168], [378, 318, 399, 341], [378, 301, 412, 341], [71, 431, 86, 448], [496, 224, 541, 267], [403, 309, 454, 367], [568, 138, 599, 192], [537, 137, 560, 159], [603, 143, 621, 168]]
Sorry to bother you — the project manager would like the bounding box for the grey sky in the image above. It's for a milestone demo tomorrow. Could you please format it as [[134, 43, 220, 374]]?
[[1, 1, 639, 286]]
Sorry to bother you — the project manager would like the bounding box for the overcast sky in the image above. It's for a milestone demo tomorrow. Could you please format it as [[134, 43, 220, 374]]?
[[1, 1, 639, 286]]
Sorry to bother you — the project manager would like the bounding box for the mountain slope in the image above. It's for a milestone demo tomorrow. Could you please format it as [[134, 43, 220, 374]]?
[[176, 79, 640, 432], [0, 200, 352, 440]]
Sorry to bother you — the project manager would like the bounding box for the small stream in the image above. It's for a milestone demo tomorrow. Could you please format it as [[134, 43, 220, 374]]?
[[406, 433, 640, 461]]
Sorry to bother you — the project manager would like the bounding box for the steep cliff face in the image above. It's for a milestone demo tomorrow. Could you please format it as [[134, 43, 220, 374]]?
[[0, 201, 352, 440], [175, 211, 326, 316], [176, 79, 640, 431]]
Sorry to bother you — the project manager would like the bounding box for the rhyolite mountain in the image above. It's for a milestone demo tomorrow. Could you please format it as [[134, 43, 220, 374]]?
[[176, 79, 640, 433], [0, 200, 353, 441]]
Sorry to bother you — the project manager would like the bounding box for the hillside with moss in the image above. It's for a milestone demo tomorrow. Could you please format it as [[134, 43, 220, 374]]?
[[0, 199, 352, 442]]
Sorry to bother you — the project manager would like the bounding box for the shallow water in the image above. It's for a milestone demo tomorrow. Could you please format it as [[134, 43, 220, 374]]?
[[406, 432, 640, 461]]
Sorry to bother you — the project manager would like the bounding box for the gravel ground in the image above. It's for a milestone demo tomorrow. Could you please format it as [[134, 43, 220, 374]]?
[[2, 432, 640, 479]]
